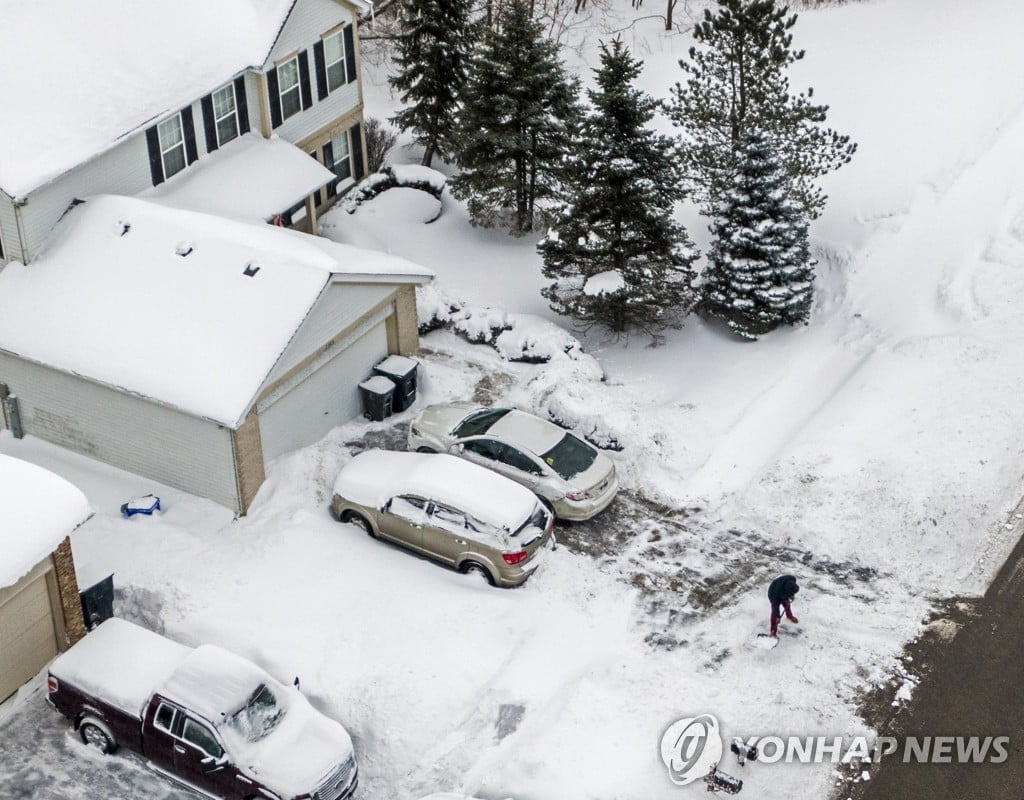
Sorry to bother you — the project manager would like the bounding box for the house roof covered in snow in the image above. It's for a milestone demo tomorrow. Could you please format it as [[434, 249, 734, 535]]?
[[0, 195, 432, 427], [145, 134, 336, 223], [0, 455, 92, 588], [0, 0, 369, 198]]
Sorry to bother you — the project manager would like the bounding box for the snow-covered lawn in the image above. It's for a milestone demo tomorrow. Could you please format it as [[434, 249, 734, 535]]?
[[4, 1, 1024, 799]]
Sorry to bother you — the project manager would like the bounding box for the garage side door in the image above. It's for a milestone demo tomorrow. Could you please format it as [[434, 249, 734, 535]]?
[[258, 318, 389, 464], [0, 573, 59, 702]]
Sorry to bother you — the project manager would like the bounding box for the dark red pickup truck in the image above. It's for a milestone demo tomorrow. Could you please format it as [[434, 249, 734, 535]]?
[[47, 618, 358, 800]]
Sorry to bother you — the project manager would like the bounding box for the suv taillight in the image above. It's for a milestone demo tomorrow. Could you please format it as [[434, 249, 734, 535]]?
[[47, 676, 58, 693], [503, 550, 528, 565]]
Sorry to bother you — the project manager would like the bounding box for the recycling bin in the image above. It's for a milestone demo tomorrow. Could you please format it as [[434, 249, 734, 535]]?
[[373, 355, 419, 412], [359, 375, 396, 421]]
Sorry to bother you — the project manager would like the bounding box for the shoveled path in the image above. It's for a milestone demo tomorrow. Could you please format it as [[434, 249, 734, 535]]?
[[852, 508, 1024, 800]]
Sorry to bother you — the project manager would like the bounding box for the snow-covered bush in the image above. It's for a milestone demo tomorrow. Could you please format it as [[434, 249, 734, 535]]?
[[344, 165, 447, 215]]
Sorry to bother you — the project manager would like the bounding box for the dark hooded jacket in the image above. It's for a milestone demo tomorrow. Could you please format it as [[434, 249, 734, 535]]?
[[768, 575, 800, 615]]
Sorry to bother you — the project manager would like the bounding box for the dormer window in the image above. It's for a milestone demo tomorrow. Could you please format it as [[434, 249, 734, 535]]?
[[278, 56, 302, 121], [158, 115, 187, 179]]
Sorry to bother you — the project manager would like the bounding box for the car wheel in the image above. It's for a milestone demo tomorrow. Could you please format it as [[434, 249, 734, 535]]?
[[461, 560, 494, 586], [342, 512, 375, 538], [416, 446, 437, 454], [80, 722, 115, 754]]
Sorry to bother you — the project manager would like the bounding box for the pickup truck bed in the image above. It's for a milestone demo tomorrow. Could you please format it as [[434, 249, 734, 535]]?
[[49, 618, 191, 717]]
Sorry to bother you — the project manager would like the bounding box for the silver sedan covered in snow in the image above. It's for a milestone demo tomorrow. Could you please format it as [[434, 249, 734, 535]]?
[[407, 402, 618, 521]]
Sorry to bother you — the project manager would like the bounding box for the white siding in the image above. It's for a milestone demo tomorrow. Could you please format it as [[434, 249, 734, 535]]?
[[265, 283, 394, 385], [0, 353, 240, 512], [267, 0, 362, 144], [257, 316, 388, 463], [0, 195, 17, 266], [18, 98, 215, 263]]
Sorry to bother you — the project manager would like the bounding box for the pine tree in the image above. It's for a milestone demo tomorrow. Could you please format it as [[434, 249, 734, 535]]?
[[667, 0, 855, 218], [702, 130, 815, 338], [539, 39, 698, 336], [388, 0, 478, 167], [449, 0, 581, 234]]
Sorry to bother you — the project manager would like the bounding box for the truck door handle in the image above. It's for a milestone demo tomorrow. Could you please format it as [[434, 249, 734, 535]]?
[[174, 745, 186, 754]]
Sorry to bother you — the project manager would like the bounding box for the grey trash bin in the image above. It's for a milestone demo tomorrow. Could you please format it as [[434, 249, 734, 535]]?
[[359, 375, 396, 421], [373, 355, 419, 412]]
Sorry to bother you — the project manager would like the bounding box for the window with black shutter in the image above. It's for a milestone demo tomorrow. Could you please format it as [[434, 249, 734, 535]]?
[[235, 76, 251, 135], [298, 50, 313, 110], [276, 56, 302, 121], [350, 122, 364, 180], [343, 24, 357, 84], [157, 114, 187, 179]]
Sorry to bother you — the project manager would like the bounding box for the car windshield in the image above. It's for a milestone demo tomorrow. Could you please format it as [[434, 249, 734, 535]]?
[[452, 408, 511, 438], [225, 685, 286, 744], [540, 433, 597, 480]]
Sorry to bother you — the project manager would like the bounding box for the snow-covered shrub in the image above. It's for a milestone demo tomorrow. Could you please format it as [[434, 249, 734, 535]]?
[[344, 165, 447, 215]]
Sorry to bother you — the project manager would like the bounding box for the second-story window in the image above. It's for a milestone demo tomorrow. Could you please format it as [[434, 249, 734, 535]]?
[[278, 57, 302, 121], [212, 84, 239, 146], [158, 115, 187, 179], [324, 31, 347, 91]]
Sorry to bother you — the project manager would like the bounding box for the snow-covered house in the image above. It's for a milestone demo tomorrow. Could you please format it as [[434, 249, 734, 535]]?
[[0, 0, 372, 267], [0, 455, 91, 703], [0, 196, 433, 514]]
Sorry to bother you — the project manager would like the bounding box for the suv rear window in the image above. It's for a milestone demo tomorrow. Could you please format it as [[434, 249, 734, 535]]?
[[453, 408, 511, 438], [540, 433, 597, 480]]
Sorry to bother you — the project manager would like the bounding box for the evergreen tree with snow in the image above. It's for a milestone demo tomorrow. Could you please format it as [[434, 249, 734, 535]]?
[[388, 0, 478, 167], [449, 0, 581, 234], [539, 39, 698, 336], [702, 129, 815, 338], [667, 0, 855, 219]]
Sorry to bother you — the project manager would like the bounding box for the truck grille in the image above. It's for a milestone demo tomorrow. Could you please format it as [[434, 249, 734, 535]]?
[[313, 756, 356, 800]]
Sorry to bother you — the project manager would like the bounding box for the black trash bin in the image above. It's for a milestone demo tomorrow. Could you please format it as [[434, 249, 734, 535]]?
[[373, 355, 419, 412], [79, 574, 115, 631], [359, 375, 396, 421]]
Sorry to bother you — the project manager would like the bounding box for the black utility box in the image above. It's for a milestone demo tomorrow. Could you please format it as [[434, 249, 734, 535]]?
[[359, 375, 396, 421], [79, 574, 115, 631], [373, 355, 419, 412]]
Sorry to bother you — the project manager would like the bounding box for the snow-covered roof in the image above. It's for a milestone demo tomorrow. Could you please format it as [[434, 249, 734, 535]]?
[[145, 134, 335, 223], [0, 0, 299, 198], [333, 451, 539, 530], [0, 195, 431, 427], [49, 618, 192, 717], [0, 455, 91, 588], [159, 644, 271, 720]]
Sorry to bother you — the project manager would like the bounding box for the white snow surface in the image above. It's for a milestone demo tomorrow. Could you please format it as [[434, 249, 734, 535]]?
[[6, 2, 1024, 800], [0, 195, 431, 426], [49, 618, 191, 718], [0, 454, 91, 588], [583, 269, 626, 296], [332, 450, 538, 532], [145, 134, 335, 222], [0, 0, 297, 197]]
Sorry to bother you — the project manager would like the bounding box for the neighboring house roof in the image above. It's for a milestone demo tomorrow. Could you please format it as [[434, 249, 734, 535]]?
[[0, 195, 432, 427], [0, 454, 92, 588], [0, 0, 367, 199], [145, 134, 335, 223]]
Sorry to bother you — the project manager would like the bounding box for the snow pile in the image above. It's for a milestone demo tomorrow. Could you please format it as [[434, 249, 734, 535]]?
[[0, 454, 91, 587]]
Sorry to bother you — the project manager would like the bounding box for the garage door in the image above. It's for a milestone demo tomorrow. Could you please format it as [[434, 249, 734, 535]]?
[[258, 316, 390, 463], [0, 573, 59, 702]]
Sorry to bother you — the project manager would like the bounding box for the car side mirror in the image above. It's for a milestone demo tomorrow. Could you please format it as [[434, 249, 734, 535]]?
[[201, 754, 230, 773], [382, 499, 392, 513]]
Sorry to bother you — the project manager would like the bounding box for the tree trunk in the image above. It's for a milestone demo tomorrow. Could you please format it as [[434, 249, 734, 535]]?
[[665, 0, 676, 30]]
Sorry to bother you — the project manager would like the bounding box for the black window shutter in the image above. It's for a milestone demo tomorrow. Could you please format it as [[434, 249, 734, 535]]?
[[323, 141, 336, 198], [234, 76, 250, 135], [267, 68, 282, 129], [313, 40, 328, 100], [351, 122, 364, 180], [343, 25, 357, 84], [145, 126, 165, 185], [182, 107, 199, 164], [298, 50, 313, 110], [200, 94, 218, 152], [309, 151, 322, 205]]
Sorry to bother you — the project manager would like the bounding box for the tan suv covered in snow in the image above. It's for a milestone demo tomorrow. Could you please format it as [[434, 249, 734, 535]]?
[[330, 450, 555, 587]]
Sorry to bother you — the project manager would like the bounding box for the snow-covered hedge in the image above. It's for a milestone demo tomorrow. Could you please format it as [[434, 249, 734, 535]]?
[[344, 165, 447, 216]]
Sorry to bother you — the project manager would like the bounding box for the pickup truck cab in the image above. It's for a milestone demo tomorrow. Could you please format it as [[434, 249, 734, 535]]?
[[47, 618, 358, 800]]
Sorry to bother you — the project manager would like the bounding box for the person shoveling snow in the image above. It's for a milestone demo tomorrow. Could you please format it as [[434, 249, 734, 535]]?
[[767, 574, 800, 637]]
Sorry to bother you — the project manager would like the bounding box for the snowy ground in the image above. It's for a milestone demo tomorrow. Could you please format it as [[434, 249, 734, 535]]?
[[5, 0, 1024, 799]]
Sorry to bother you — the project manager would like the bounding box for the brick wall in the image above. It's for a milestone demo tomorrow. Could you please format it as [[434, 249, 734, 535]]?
[[51, 537, 86, 646]]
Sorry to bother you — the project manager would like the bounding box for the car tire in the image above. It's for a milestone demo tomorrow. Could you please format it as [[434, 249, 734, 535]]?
[[342, 512, 376, 538], [461, 560, 494, 586], [80, 721, 116, 754], [416, 446, 438, 454]]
